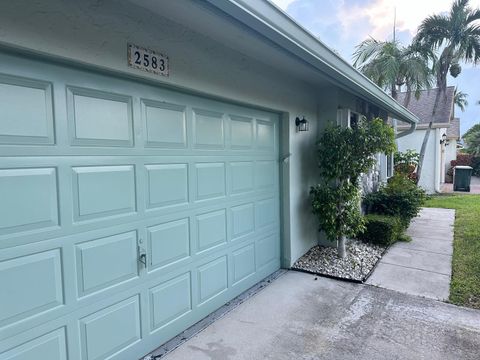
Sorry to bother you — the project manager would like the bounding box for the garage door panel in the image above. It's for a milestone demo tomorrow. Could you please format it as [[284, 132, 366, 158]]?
[[79, 295, 141, 360], [147, 218, 190, 271], [230, 203, 255, 241], [255, 197, 277, 229], [142, 99, 187, 149], [256, 234, 279, 270], [145, 163, 189, 209], [194, 162, 226, 201], [229, 114, 253, 149], [0, 73, 55, 145], [67, 87, 134, 147], [72, 165, 137, 221], [232, 243, 255, 285], [0, 168, 59, 236], [256, 119, 275, 150], [0, 249, 64, 328], [255, 160, 275, 189], [148, 272, 192, 333], [75, 231, 139, 298], [193, 108, 225, 149], [230, 161, 254, 194], [0, 327, 67, 360], [195, 209, 227, 254], [197, 256, 228, 305]]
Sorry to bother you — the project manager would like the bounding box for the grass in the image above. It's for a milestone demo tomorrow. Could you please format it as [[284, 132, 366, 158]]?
[[425, 194, 480, 309]]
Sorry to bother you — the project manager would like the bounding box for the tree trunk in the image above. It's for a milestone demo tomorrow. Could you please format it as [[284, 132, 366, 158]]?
[[416, 121, 433, 184], [403, 86, 412, 108], [337, 235, 347, 259]]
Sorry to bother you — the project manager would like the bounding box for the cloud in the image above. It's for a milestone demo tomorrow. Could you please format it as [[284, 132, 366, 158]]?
[[268, 0, 297, 11]]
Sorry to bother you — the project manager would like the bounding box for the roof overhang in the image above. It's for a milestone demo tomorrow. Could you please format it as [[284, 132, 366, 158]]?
[[398, 123, 451, 130], [204, 0, 419, 126]]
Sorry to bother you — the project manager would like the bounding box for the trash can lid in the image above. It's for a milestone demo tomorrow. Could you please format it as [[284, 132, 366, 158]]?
[[454, 165, 473, 169]]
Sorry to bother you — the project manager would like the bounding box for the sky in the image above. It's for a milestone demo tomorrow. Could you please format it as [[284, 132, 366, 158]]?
[[270, 0, 480, 135]]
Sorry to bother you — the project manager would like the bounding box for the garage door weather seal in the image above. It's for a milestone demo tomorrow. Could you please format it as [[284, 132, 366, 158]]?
[[141, 269, 287, 360]]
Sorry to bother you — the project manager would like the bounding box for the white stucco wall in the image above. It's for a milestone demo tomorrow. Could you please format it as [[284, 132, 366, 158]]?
[[445, 140, 458, 173], [397, 129, 442, 193]]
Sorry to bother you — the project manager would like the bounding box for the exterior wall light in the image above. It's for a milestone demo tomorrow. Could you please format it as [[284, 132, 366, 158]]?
[[295, 116, 309, 132], [440, 133, 448, 145]]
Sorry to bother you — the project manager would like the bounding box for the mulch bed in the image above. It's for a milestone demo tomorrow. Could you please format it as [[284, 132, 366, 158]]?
[[291, 239, 387, 282]]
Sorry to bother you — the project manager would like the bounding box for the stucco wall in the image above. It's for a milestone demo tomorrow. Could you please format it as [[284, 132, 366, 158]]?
[[445, 140, 457, 173], [397, 129, 440, 193]]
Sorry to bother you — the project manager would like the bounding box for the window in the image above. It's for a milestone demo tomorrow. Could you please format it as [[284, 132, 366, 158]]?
[[336, 109, 361, 129], [386, 153, 394, 178], [349, 112, 359, 129]]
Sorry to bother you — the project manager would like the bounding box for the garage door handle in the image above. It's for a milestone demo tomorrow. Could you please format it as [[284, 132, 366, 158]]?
[[138, 246, 147, 267], [139, 253, 147, 266]]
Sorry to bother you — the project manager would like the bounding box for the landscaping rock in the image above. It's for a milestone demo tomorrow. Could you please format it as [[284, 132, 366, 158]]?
[[292, 240, 386, 281]]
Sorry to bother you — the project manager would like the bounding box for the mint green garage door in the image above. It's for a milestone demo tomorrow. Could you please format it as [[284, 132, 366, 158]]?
[[0, 52, 280, 360]]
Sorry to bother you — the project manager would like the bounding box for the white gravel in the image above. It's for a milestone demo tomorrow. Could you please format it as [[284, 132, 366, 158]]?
[[292, 239, 386, 281]]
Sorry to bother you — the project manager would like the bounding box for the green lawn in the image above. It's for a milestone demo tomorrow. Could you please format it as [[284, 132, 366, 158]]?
[[425, 195, 480, 309]]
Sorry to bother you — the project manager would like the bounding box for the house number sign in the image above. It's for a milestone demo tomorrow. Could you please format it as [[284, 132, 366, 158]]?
[[128, 43, 169, 76]]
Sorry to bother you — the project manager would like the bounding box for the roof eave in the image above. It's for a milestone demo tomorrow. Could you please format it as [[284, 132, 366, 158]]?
[[204, 0, 419, 125], [398, 122, 451, 130]]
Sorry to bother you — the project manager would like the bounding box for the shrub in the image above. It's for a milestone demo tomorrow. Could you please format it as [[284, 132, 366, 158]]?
[[449, 154, 480, 177], [310, 117, 396, 258], [473, 157, 480, 176], [363, 174, 427, 228], [451, 154, 474, 167], [394, 149, 419, 182], [359, 214, 402, 246]]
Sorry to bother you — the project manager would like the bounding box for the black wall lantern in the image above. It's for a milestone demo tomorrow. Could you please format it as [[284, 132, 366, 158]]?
[[440, 133, 448, 145], [295, 116, 309, 132]]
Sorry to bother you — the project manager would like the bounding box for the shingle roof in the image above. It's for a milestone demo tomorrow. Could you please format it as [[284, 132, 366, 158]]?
[[447, 117, 460, 139], [396, 86, 455, 125]]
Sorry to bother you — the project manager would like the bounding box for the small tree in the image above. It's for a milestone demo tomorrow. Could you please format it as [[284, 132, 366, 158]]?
[[310, 118, 396, 258]]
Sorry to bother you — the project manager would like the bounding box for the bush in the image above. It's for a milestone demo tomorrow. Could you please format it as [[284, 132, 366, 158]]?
[[363, 174, 427, 228], [449, 154, 480, 177], [451, 154, 474, 167], [394, 149, 419, 183], [473, 157, 480, 176], [359, 214, 402, 246]]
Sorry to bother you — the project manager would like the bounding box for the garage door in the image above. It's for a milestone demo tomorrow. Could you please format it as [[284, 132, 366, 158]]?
[[0, 52, 280, 360]]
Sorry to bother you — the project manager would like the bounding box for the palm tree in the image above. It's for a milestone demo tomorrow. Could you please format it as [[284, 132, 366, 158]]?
[[353, 38, 434, 104], [415, 0, 480, 109], [454, 89, 469, 111], [414, 0, 480, 184]]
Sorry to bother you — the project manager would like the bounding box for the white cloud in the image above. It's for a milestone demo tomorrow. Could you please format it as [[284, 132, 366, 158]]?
[[340, 0, 480, 40], [268, 0, 297, 11]]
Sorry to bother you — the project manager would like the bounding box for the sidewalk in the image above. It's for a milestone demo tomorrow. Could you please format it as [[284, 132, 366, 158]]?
[[366, 208, 454, 301]]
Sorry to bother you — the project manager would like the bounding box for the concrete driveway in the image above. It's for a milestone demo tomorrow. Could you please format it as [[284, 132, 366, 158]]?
[[163, 271, 480, 360]]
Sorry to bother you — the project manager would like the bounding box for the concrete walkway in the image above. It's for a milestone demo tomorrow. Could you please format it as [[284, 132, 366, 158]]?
[[366, 208, 454, 301], [162, 271, 480, 360]]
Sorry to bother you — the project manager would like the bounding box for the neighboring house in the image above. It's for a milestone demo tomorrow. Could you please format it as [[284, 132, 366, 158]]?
[[0, 1, 418, 359], [396, 87, 455, 193], [445, 117, 461, 177]]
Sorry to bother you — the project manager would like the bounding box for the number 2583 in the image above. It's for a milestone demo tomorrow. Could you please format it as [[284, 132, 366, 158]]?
[[134, 51, 165, 71]]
